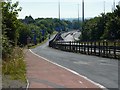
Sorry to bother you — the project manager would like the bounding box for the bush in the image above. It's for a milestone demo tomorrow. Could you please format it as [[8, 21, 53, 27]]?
[[2, 35, 13, 60]]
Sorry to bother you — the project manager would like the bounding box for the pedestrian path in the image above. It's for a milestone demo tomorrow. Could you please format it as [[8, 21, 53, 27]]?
[[25, 49, 102, 89]]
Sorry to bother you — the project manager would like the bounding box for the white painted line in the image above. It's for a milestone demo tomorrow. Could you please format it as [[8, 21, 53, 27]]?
[[78, 81, 87, 88], [26, 79, 30, 90], [29, 49, 107, 89], [79, 81, 83, 84]]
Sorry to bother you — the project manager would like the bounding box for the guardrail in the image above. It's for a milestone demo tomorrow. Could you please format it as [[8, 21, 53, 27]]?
[[49, 40, 120, 59]]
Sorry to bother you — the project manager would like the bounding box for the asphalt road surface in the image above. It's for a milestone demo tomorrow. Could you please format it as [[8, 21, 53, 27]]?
[[61, 30, 81, 41], [31, 38, 119, 90]]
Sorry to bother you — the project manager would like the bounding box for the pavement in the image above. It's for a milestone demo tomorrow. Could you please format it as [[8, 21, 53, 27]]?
[[25, 49, 102, 89]]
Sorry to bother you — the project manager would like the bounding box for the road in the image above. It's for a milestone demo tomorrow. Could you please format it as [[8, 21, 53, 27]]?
[[31, 36, 119, 90], [61, 30, 81, 41], [26, 49, 102, 89]]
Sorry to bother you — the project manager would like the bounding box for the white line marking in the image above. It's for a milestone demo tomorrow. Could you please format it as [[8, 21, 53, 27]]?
[[79, 81, 83, 84], [78, 81, 87, 88], [29, 49, 106, 89], [26, 79, 29, 90]]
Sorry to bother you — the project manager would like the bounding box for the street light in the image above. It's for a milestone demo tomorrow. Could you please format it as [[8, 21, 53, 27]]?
[[78, 4, 79, 22], [82, 0, 84, 31], [58, 1, 61, 32]]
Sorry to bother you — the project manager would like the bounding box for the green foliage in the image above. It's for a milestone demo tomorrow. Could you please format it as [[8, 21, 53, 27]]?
[[24, 15, 35, 24], [17, 22, 30, 45], [20, 16, 78, 45], [72, 20, 81, 29], [2, 0, 22, 45], [2, 35, 13, 59], [2, 0, 23, 59], [2, 0, 82, 48], [81, 5, 120, 41], [2, 0, 26, 82], [2, 47, 26, 82]]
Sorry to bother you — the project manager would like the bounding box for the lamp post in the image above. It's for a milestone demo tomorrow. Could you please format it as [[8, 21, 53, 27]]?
[[58, 1, 61, 32], [78, 4, 80, 31], [104, 1, 106, 14], [58, 1, 60, 21], [82, 0, 84, 31]]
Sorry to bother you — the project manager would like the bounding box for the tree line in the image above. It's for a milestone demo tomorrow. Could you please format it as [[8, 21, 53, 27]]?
[[18, 15, 82, 45], [2, 0, 82, 59], [80, 5, 120, 41]]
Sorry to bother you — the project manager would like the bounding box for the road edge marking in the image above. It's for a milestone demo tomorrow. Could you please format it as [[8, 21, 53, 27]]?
[[26, 79, 29, 90], [29, 49, 106, 89]]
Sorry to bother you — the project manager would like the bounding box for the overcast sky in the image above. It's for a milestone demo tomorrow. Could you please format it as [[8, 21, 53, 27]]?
[[12, 0, 120, 19]]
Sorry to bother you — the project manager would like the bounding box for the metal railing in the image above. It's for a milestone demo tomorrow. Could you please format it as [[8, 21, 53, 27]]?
[[49, 40, 120, 59]]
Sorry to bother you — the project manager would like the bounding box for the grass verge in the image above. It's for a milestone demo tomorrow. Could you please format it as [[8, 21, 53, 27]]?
[[2, 47, 26, 83], [29, 31, 57, 49], [29, 38, 49, 49]]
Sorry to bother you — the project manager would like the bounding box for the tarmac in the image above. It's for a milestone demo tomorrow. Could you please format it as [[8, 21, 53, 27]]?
[[25, 49, 102, 89]]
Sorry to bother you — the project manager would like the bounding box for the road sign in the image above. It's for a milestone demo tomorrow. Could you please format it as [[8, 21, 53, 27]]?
[[55, 27, 61, 32], [41, 29, 45, 36], [32, 29, 35, 34], [33, 34, 37, 45]]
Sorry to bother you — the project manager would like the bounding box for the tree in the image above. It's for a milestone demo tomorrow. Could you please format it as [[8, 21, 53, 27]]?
[[2, 0, 22, 59], [2, 0, 22, 46], [102, 6, 120, 40], [80, 5, 120, 41], [24, 15, 34, 24]]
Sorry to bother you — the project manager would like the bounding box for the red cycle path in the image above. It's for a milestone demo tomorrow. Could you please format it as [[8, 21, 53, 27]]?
[[25, 49, 102, 89]]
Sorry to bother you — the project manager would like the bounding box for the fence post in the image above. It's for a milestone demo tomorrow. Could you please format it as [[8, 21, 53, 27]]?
[[106, 41, 108, 57], [73, 41, 75, 52], [87, 42, 89, 55], [108, 41, 111, 56], [71, 41, 73, 52], [76, 42, 77, 52], [103, 41, 105, 57], [74, 42, 76, 52], [98, 42, 100, 56], [81, 42, 83, 53], [66, 42, 68, 51], [114, 41, 116, 59], [94, 41, 96, 55], [84, 42, 86, 54], [60, 42, 62, 50], [79, 42, 80, 53], [70, 41, 71, 52], [64, 42, 65, 51], [91, 42, 92, 54], [55, 42, 57, 49]]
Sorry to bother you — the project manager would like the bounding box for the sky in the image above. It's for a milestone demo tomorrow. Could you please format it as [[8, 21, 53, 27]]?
[[12, 0, 120, 19]]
